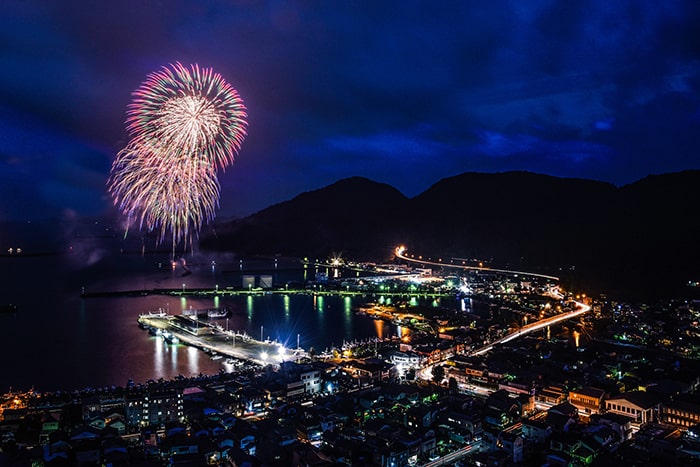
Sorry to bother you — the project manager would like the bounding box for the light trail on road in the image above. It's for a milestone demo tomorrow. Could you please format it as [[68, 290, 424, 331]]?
[[394, 245, 588, 359], [394, 246, 560, 281], [470, 301, 590, 356]]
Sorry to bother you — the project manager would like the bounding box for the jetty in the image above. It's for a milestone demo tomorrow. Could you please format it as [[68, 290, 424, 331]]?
[[137, 313, 305, 366]]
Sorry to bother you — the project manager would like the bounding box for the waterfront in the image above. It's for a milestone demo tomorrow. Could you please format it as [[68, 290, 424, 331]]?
[[0, 238, 463, 393]]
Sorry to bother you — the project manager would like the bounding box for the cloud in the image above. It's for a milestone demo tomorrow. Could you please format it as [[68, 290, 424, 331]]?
[[0, 106, 111, 220], [1, 0, 699, 221]]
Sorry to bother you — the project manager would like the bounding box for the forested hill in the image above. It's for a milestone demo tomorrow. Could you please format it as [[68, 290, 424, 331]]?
[[200, 171, 700, 300]]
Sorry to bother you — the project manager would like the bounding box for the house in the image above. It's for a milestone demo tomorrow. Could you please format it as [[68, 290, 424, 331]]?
[[549, 431, 603, 465], [634, 423, 684, 463], [372, 439, 410, 467], [438, 410, 482, 439], [536, 385, 567, 409], [102, 437, 129, 466], [406, 404, 434, 429], [39, 411, 62, 444], [42, 431, 70, 464], [471, 448, 511, 467], [160, 432, 199, 457], [70, 425, 102, 465], [521, 413, 552, 444], [343, 359, 394, 384], [497, 430, 524, 463], [106, 417, 127, 435], [547, 401, 579, 432], [585, 423, 620, 451], [571, 436, 602, 465], [87, 412, 106, 430], [590, 412, 635, 441], [484, 390, 522, 430], [182, 386, 207, 402]]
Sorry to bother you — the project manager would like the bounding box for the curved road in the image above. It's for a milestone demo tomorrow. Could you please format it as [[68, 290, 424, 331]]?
[[469, 300, 590, 356], [394, 246, 590, 356], [394, 246, 560, 281]]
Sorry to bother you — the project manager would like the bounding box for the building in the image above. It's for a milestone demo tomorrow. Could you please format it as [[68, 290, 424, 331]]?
[[390, 351, 422, 368], [280, 361, 322, 398], [125, 389, 184, 428], [661, 398, 700, 429], [605, 391, 661, 429], [569, 387, 607, 418], [535, 385, 567, 409]]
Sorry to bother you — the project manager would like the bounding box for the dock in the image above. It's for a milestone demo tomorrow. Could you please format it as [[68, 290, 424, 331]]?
[[137, 314, 305, 366]]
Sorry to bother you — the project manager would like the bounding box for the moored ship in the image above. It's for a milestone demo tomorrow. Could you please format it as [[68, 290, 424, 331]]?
[[140, 308, 168, 318], [207, 308, 229, 319]]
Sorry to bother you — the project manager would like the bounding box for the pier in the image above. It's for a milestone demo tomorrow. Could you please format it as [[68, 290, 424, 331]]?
[[137, 313, 305, 367]]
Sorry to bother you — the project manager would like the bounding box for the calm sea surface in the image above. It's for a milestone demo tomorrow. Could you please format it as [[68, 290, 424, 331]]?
[[0, 236, 460, 393]]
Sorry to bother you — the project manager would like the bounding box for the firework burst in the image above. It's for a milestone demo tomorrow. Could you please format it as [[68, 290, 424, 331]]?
[[126, 62, 247, 169], [108, 63, 247, 248]]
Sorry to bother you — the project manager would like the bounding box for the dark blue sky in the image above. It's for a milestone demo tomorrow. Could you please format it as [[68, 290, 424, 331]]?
[[1, 0, 699, 222]]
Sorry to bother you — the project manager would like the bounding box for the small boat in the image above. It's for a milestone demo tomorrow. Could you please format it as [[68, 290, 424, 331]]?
[[207, 308, 229, 319], [162, 332, 179, 345], [140, 308, 168, 318]]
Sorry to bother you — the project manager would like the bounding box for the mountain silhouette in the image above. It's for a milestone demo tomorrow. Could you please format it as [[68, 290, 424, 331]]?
[[201, 170, 700, 300]]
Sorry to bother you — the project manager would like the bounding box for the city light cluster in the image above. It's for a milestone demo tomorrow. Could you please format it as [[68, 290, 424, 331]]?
[[108, 62, 247, 248]]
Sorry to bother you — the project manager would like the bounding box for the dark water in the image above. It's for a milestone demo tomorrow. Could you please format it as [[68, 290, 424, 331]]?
[[0, 239, 455, 393]]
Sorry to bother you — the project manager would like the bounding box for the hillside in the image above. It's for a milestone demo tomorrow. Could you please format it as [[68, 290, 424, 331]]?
[[200, 170, 700, 300], [201, 176, 409, 260]]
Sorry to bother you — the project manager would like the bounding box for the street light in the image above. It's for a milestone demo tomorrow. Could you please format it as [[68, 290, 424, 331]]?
[[182, 283, 186, 293]]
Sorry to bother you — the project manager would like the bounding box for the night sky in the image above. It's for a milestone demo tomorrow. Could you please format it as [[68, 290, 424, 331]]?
[[1, 1, 699, 222]]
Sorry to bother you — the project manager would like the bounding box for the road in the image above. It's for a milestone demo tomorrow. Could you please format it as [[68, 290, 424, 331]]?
[[395, 246, 589, 356], [394, 246, 560, 281], [469, 300, 591, 356]]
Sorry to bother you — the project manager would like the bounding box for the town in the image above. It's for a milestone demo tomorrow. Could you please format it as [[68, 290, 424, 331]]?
[[1, 250, 700, 467]]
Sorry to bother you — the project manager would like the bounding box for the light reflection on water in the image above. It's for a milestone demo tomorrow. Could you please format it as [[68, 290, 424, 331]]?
[[374, 319, 384, 339], [0, 247, 461, 392], [154, 336, 164, 379], [344, 296, 352, 335]]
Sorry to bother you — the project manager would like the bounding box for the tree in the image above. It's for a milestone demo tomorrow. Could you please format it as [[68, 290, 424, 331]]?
[[405, 368, 416, 382], [432, 365, 445, 384], [448, 377, 458, 392]]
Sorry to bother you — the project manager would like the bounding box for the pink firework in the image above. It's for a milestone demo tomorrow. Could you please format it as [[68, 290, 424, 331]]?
[[108, 63, 247, 248]]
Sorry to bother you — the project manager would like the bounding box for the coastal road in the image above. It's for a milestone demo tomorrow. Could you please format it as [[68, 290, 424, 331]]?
[[394, 246, 560, 281], [469, 300, 591, 356], [394, 246, 589, 357]]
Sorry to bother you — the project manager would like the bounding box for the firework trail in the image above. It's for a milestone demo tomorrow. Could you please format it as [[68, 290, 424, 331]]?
[[110, 141, 221, 246], [108, 63, 247, 248]]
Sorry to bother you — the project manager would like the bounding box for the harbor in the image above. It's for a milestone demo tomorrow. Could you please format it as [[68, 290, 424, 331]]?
[[137, 310, 306, 367]]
